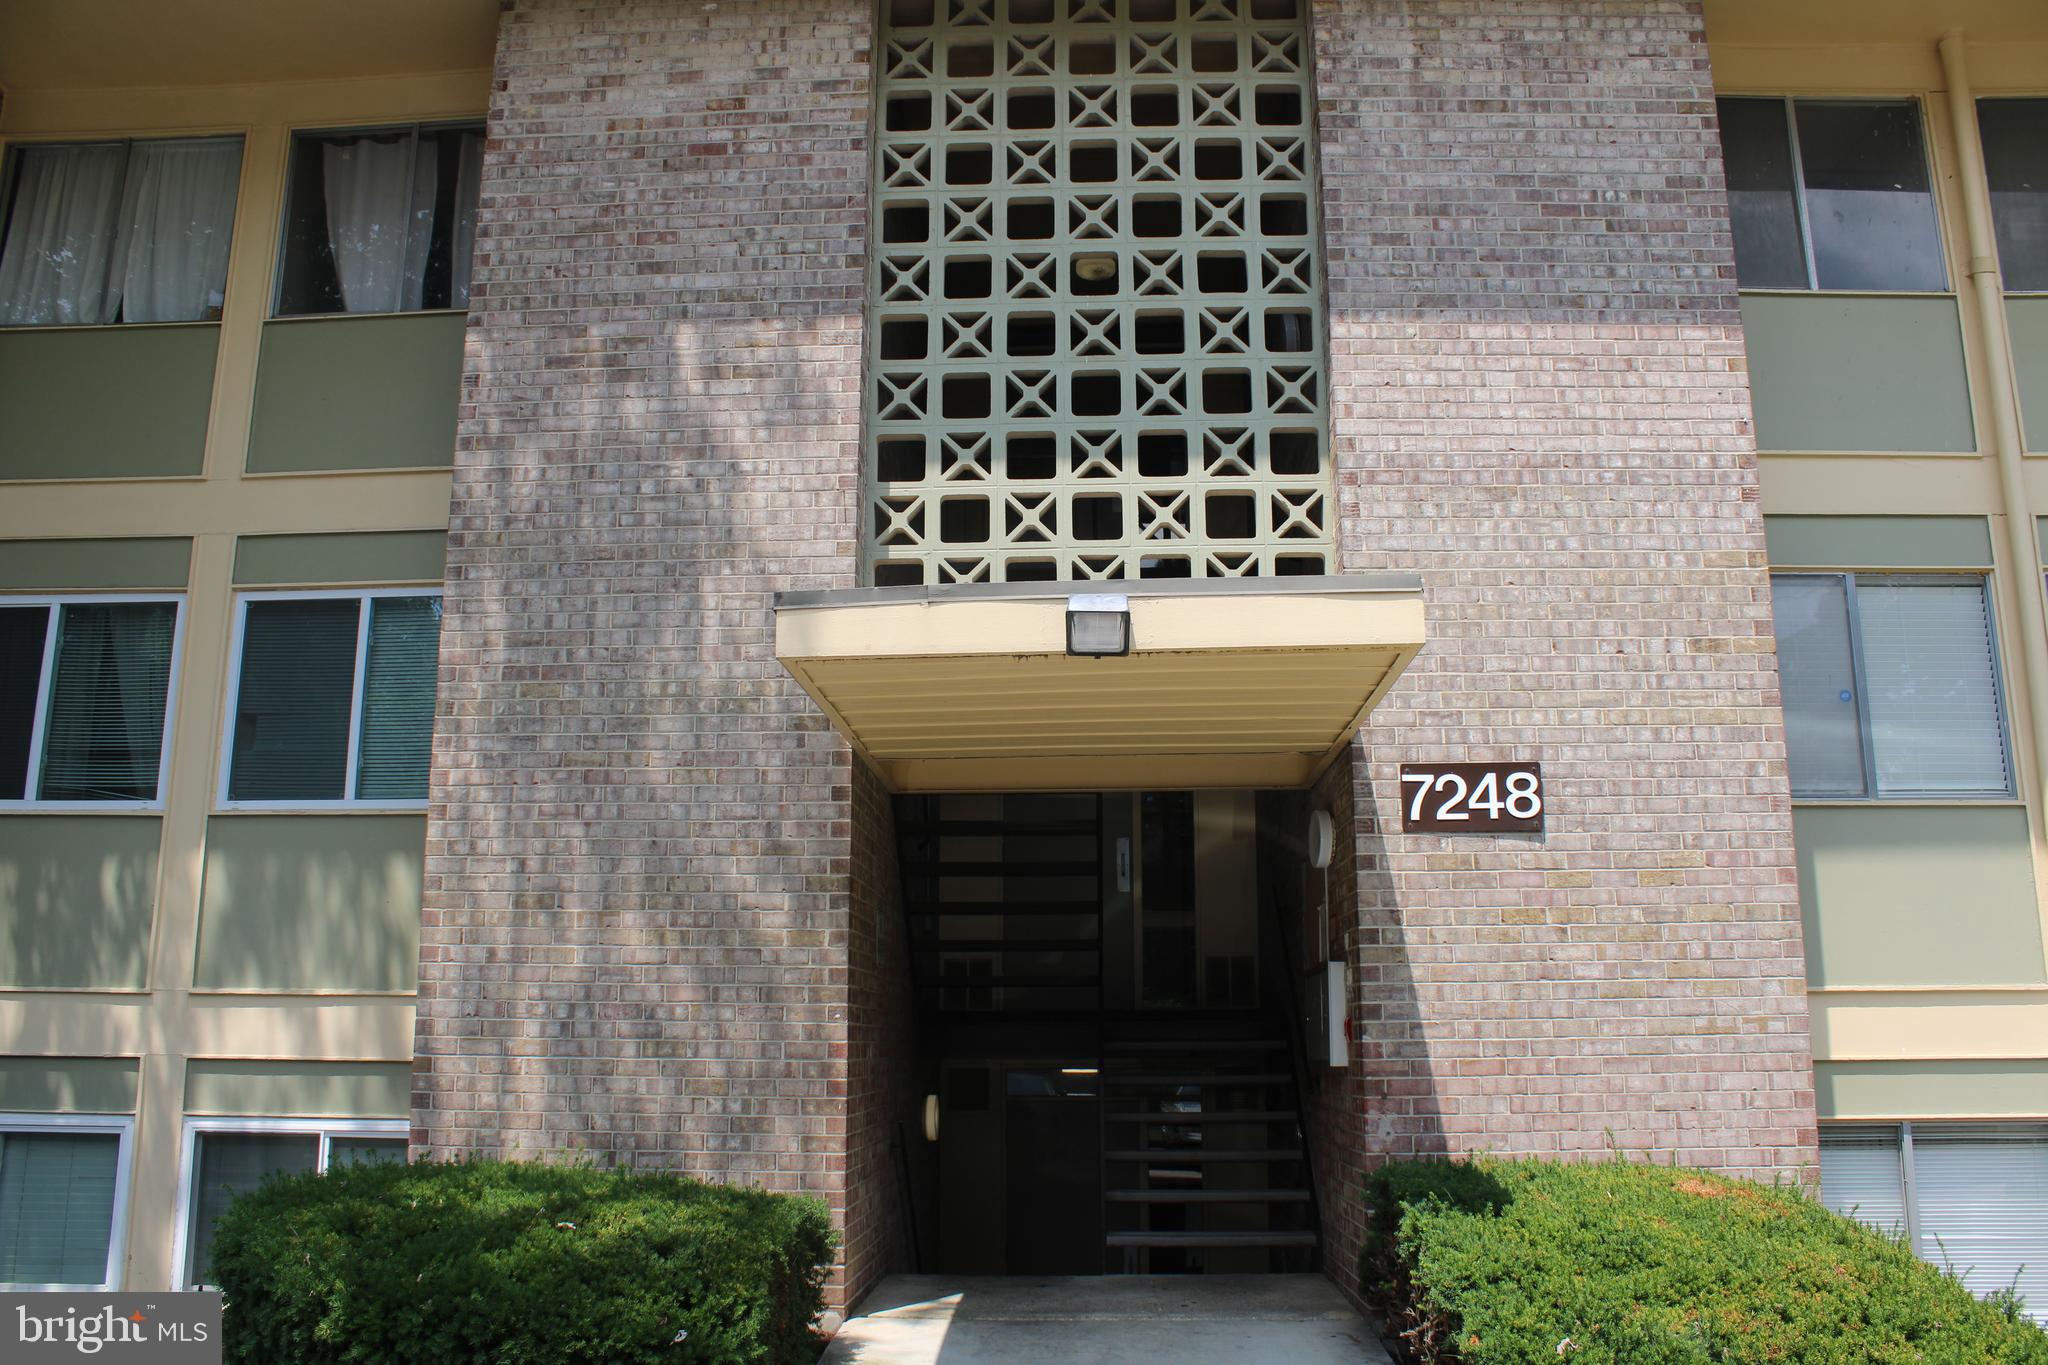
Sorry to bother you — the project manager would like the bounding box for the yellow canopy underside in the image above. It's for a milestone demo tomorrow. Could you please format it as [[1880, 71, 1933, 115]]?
[[775, 581, 1425, 792]]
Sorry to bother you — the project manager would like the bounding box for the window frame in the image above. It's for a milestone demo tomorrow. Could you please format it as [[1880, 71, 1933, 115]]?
[[1772, 570, 2015, 802], [0, 1111, 136, 1292], [216, 586, 443, 812], [0, 133, 246, 331], [1721, 94, 1951, 295], [1977, 96, 2048, 297], [1820, 1118, 2048, 1321], [172, 1116, 407, 1291], [0, 592, 187, 812], [268, 118, 487, 322]]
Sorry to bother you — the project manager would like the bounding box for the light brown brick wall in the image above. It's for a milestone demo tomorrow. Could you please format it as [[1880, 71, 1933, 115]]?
[[411, 0, 877, 1307], [1310, 0, 1817, 1269], [845, 756, 922, 1307], [415, 0, 1816, 1312]]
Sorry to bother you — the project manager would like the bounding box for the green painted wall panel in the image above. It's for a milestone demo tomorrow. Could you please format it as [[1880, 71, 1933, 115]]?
[[1794, 805, 2043, 989], [1765, 516, 1992, 570], [0, 538, 191, 590], [0, 326, 218, 480], [245, 314, 464, 473], [1739, 294, 1974, 453], [1817, 1060, 2048, 1120], [194, 815, 423, 992], [234, 531, 447, 586], [0, 1057, 139, 1113], [183, 1061, 410, 1119], [2011, 296, 2048, 453], [0, 817, 159, 989]]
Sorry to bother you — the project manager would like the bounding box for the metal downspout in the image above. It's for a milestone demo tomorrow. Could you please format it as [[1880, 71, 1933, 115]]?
[[1939, 30, 2048, 831]]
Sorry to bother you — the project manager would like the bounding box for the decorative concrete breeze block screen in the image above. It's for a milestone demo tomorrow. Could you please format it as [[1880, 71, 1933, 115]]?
[[865, 0, 1333, 585]]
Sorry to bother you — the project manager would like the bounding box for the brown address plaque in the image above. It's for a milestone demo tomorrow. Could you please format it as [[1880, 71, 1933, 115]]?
[[1399, 762, 1544, 834]]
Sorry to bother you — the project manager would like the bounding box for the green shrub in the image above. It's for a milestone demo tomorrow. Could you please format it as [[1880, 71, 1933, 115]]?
[[1360, 1156, 2048, 1365], [210, 1157, 836, 1365]]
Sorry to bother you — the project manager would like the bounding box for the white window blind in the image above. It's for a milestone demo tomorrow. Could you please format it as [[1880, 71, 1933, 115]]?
[[1857, 580, 2011, 796], [1770, 575, 1866, 796], [224, 592, 441, 805], [184, 1133, 317, 1290], [356, 597, 441, 800], [1818, 1123, 1909, 1239], [0, 598, 180, 806], [38, 603, 179, 802], [1911, 1125, 2048, 1323], [1769, 573, 2010, 800], [0, 1131, 120, 1287]]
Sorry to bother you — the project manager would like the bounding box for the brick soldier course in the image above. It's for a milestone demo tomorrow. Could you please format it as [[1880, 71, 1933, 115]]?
[[414, 0, 1816, 1309]]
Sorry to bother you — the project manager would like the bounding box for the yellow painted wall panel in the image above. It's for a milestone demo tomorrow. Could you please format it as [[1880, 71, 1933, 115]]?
[[1817, 1060, 2048, 1120], [0, 1056, 139, 1113], [182, 1060, 410, 1118], [245, 314, 465, 473], [0, 817, 159, 990], [0, 538, 192, 590], [0, 327, 218, 480], [1740, 294, 1975, 453], [193, 815, 423, 993], [233, 531, 447, 586], [1794, 805, 2044, 989], [1764, 515, 1992, 569], [2011, 296, 2048, 453]]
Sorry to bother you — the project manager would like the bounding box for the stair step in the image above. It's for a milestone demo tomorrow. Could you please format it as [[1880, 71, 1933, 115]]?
[[1104, 1149, 1306, 1163], [1105, 1110, 1298, 1125], [898, 819, 1099, 836], [1106, 1188, 1312, 1204], [910, 939, 1101, 953], [1103, 1039, 1279, 1054], [900, 860, 1100, 877], [917, 976, 1102, 989], [1107, 1230, 1320, 1249], [1103, 1073, 1292, 1087], [911, 902, 1106, 917]]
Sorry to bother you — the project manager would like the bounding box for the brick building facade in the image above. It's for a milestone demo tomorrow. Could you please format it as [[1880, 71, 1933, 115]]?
[[412, 0, 1811, 1309]]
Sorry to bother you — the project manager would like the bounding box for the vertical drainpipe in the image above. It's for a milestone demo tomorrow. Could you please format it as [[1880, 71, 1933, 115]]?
[[1939, 29, 2048, 833]]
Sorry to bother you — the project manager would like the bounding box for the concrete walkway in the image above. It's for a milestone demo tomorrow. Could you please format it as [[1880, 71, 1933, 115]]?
[[819, 1274, 1393, 1364]]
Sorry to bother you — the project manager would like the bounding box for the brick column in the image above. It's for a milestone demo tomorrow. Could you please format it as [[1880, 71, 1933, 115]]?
[[1309, 0, 1817, 1290], [412, 0, 889, 1307]]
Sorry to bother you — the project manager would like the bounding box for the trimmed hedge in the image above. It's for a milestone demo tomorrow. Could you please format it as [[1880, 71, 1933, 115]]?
[[210, 1158, 835, 1365], [1361, 1156, 2048, 1365]]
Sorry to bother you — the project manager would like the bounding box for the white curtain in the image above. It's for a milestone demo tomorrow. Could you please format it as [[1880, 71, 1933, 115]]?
[[0, 143, 126, 326], [109, 137, 242, 323], [450, 131, 484, 309], [322, 135, 419, 313]]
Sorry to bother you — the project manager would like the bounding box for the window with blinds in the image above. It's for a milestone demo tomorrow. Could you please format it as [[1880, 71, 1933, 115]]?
[[1912, 1124, 2048, 1319], [1820, 1122, 2048, 1325], [0, 597, 181, 805], [1817, 1123, 1908, 1238], [181, 1125, 406, 1289], [182, 1133, 317, 1290], [1769, 573, 2012, 800], [0, 1125, 127, 1289], [222, 591, 442, 806]]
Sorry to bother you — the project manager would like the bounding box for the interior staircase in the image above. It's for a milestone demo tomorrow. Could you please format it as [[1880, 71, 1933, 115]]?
[[1099, 1010, 1319, 1273]]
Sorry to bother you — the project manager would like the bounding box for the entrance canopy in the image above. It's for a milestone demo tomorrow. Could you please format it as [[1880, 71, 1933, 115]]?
[[774, 575, 1424, 792]]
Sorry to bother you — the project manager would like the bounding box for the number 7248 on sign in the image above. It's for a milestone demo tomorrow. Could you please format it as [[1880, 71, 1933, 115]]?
[[1398, 763, 1544, 834]]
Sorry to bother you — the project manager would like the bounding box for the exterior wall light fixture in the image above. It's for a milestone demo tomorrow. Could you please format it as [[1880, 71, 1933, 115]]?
[[1066, 593, 1131, 657]]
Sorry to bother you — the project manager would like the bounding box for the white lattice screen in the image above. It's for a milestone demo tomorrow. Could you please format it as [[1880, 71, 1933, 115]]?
[[865, 0, 1333, 585]]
